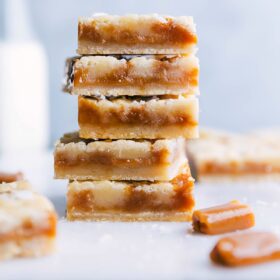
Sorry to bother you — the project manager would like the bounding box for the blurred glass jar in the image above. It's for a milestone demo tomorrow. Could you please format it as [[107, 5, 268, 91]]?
[[0, 0, 49, 154]]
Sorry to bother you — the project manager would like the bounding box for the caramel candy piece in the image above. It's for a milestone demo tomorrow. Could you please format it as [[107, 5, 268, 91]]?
[[210, 232, 280, 267], [192, 201, 255, 235], [0, 171, 24, 183]]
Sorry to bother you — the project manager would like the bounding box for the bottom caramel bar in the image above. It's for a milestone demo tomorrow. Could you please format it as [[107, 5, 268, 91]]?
[[67, 167, 195, 222]]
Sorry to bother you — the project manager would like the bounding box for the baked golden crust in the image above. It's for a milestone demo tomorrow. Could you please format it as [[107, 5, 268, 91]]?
[[54, 132, 188, 181], [78, 96, 199, 139], [66, 166, 195, 222], [64, 55, 199, 96], [78, 14, 197, 54], [0, 181, 57, 260]]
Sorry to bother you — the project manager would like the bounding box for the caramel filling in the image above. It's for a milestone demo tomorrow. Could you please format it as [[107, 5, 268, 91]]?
[[78, 19, 197, 46], [210, 232, 280, 267], [0, 212, 57, 243], [68, 173, 194, 213], [0, 172, 23, 183], [73, 64, 198, 89], [200, 161, 280, 175], [55, 149, 169, 168], [78, 97, 197, 127], [192, 201, 255, 235]]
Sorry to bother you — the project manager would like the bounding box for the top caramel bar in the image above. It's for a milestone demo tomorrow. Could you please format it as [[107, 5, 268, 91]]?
[[78, 14, 197, 54]]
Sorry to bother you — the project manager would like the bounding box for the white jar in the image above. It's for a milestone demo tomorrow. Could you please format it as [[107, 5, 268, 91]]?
[[0, 0, 49, 153]]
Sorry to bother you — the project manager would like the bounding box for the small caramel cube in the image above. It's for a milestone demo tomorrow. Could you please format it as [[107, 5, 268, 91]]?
[[210, 232, 280, 267], [0, 171, 24, 183], [192, 200, 255, 235]]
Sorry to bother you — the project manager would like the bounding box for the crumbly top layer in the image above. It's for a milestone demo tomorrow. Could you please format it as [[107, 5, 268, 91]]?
[[0, 181, 55, 235], [55, 132, 186, 160], [0, 180, 31, 192], [79, 14, 196, 33]]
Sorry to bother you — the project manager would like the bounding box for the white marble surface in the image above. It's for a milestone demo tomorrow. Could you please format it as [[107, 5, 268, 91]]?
[[1, 152, 280, 280]]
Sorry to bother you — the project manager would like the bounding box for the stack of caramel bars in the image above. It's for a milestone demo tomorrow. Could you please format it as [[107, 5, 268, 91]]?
[[54, 14, 200, 221]]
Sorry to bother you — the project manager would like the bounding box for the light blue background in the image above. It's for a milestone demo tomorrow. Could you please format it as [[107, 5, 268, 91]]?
[[5, 0, 280, 145]]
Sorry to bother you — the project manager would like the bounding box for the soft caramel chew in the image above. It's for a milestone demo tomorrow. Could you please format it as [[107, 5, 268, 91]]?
[[0, 181, 57, 260], [78, 14, 197, 54], [186, 128, 280, 179], [54, 132, 188, 181], [192, 201, 255, 235], [210, 232, 280, 267], [67, 166, 195, 222], [0, 171, 23, 183], [78, 95, 198, 140], [64, 55, 199, 96]]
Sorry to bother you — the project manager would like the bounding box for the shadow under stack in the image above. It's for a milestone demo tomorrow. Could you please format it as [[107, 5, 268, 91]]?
[[54, 14, 199, 221]]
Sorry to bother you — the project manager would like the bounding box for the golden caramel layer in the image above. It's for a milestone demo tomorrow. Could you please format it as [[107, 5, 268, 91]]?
[[0, 212, 57, 244], [78, 96, 198, 139], [0, 171, 23, 183], [200, 162, 280, 176]]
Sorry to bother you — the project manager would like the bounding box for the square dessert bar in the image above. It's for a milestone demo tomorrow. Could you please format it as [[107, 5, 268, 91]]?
[[186, 128, 280, 180], [0, 181, 57, 260], [54, 132, 188, 181], [64, 54, 199, 97], [78, 14, 197, 54], [66, 165, 195, 222], [78, 95, 199, 139]]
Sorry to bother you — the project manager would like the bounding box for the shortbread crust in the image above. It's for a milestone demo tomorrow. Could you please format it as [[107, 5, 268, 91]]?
[[78, 95, 199, 139], [54, 132, 188, 181], [64, 55, 199, 96], [78, 14, 197, 54]]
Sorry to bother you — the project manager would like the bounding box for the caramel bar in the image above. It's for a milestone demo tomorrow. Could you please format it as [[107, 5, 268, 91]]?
[[78, 95, 198, 140], [210, 232, 280, 267], [186, 128, 280, 179], [0, 171, 23, 183], [192, 201, 255, 235], [78, 14, 197, 55], [64, 55, 199, 97], [67, 165, 195, 222], [54, 132, 188, 181], [0, 181, 57, 260]]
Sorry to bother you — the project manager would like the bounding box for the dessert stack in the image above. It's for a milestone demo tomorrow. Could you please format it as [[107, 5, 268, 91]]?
[[54, 14, 200, 221]]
